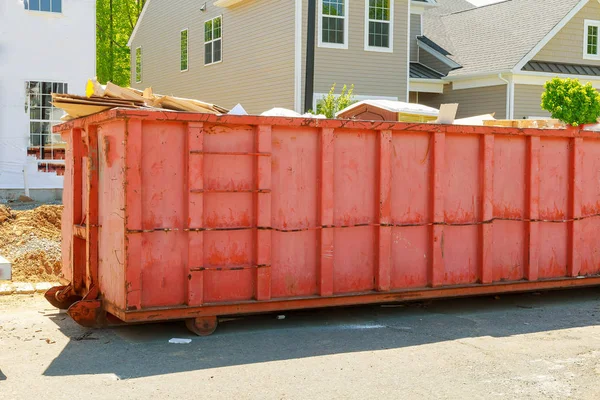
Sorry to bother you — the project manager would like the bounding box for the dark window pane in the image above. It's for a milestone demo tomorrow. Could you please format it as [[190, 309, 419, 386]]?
[[205, 21, 212, 41], [205, 43, 212, 64], [52, 83, 58, 93], [64, 83, 68, 93], [42, 122, 51, 133], [30, 107, 41, 119], [24, 0, 29, 10], [42, 94, 52, 107], [42, 108, 52, 120], [214, 40, 222, 63], [29, 0, 40, 10], [42, 82, 52, 95], [51, 0, 61, 12], [30, 122, 41, 133], [31, 135, 41, 147], [41, 0, 50, 11]]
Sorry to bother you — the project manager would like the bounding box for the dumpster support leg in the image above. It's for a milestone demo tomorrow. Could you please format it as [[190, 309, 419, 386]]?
[[44, 285, 82, 310]]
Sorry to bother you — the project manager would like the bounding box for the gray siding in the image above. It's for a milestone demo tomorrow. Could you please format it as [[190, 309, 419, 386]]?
[[410, 13, 421, 62], [418, 48, 453, 76], [513, 84, 550, 119], [419, 84, 507, 119], [305, 0, 410, 105], [129, 0, 295, 114], [534, 0, 600, 66]]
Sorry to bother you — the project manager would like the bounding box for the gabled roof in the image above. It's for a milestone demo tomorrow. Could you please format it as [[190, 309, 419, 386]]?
[[423, 0, 586, 77]]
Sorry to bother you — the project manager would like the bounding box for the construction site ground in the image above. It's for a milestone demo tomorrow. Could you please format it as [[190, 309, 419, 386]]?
[[0, 203, 63, 284], [1, 289, 600, 399]]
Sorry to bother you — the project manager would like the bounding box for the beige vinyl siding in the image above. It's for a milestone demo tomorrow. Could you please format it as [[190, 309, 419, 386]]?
[[418, 48, 453, 76], [305, 0, 409, 105], [129, 0, 295, 114], [534, 0, 600, 66], [513, 85, 550, 119], [419, 84, 507, 119], [410, 13, 421, 61]]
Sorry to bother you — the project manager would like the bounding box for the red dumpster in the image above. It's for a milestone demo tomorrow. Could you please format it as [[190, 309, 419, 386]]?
[[46, 109, 600, 335]]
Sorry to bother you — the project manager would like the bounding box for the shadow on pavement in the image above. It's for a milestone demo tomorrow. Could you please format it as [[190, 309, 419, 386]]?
[[0, 369, 6, 381], [44, 288, 600, 379]]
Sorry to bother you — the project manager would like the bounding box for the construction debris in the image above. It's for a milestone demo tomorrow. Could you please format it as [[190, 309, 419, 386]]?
[[52, 78, 229, 121]]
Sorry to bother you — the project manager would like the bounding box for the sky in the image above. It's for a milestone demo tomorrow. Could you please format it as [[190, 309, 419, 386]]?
[[469, 0, 505, 6]]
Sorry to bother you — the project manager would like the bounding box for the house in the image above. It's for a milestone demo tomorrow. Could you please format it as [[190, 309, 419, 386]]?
[[129, 0, 449, 114], [0, 0, 96, 200], [413, 0, 600, 120]]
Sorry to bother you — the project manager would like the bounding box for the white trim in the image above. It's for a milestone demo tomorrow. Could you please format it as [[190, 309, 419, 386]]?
[[318, 0, 349, 50], [409, 78, 445, 94], [410, 0, 436, 14], [180, 28, 189, 72], [295, 0, 302, 113], [583, 19, 600, 60], [127, 0, 152, 47], [514, 72, 600, 89], [204, 15, 223, 66], [451, 75, 507, 90], [135, 46, 142, 83], [313, 93, 398, 111], [364, 0, 394, 53], [512, 0, 589, 72], [416, 40, 461, 69]]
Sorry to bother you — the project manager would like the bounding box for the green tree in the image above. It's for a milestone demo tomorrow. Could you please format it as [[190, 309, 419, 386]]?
[[316, 84, 356, 118], [541, 77, 600, 126], [96, 0, 146, 86]]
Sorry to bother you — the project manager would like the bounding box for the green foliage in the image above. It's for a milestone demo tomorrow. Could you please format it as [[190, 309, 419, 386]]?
[[316, 84, 356, 118], [96, 0, 146, 86], [541, 77, 600, 126]]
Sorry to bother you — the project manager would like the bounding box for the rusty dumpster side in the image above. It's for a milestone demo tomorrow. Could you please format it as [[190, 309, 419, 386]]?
[[48, 109, 600, 334]]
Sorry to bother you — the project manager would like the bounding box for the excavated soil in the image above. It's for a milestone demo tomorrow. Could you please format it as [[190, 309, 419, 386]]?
[[0, 205, 63, 282]]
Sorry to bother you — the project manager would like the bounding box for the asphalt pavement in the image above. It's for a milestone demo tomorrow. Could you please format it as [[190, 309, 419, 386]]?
[[1, 289, 600, 399]]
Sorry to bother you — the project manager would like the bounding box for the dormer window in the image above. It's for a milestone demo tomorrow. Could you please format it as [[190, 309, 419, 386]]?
[[584, 20, 600, 60]]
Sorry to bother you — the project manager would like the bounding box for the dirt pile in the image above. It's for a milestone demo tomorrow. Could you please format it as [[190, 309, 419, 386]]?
[[0, 205, 63, 282]]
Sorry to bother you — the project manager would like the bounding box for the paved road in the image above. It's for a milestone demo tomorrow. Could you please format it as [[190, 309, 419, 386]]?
[[1, 289, 600, 399]]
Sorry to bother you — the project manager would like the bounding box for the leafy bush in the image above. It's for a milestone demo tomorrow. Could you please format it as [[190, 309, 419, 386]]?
[[315, 84, 355, 118], [541, 77, 600, 126]]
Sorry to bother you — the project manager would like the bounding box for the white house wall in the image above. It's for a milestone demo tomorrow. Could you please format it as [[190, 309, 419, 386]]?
[[0, 0, 95, 190]]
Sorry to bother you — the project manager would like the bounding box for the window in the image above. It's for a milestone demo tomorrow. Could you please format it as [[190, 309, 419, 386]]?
[[205, 16, 222, 65], [365, 0, 394, 52], [584, 20, 600, 60], [319, 0, 349, 49], [181, 29, 189, 71], [25, 81, 68, 162], [135, 47, 142, 83], [24, 0, 62, 13]]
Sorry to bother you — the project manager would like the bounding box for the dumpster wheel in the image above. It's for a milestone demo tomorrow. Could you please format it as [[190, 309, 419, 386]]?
[[186, 316, 218, 336]]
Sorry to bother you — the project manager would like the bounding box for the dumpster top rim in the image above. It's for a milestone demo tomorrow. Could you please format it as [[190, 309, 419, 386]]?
[[53, 108, 587, 138]]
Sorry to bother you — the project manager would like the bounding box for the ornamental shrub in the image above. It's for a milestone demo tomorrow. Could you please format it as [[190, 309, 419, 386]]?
[[541, 77, 600, 126]]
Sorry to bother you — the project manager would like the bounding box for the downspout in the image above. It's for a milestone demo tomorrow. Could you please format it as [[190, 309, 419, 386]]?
[[304, 0, 316, 113], [498, 73, 510, 119]]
